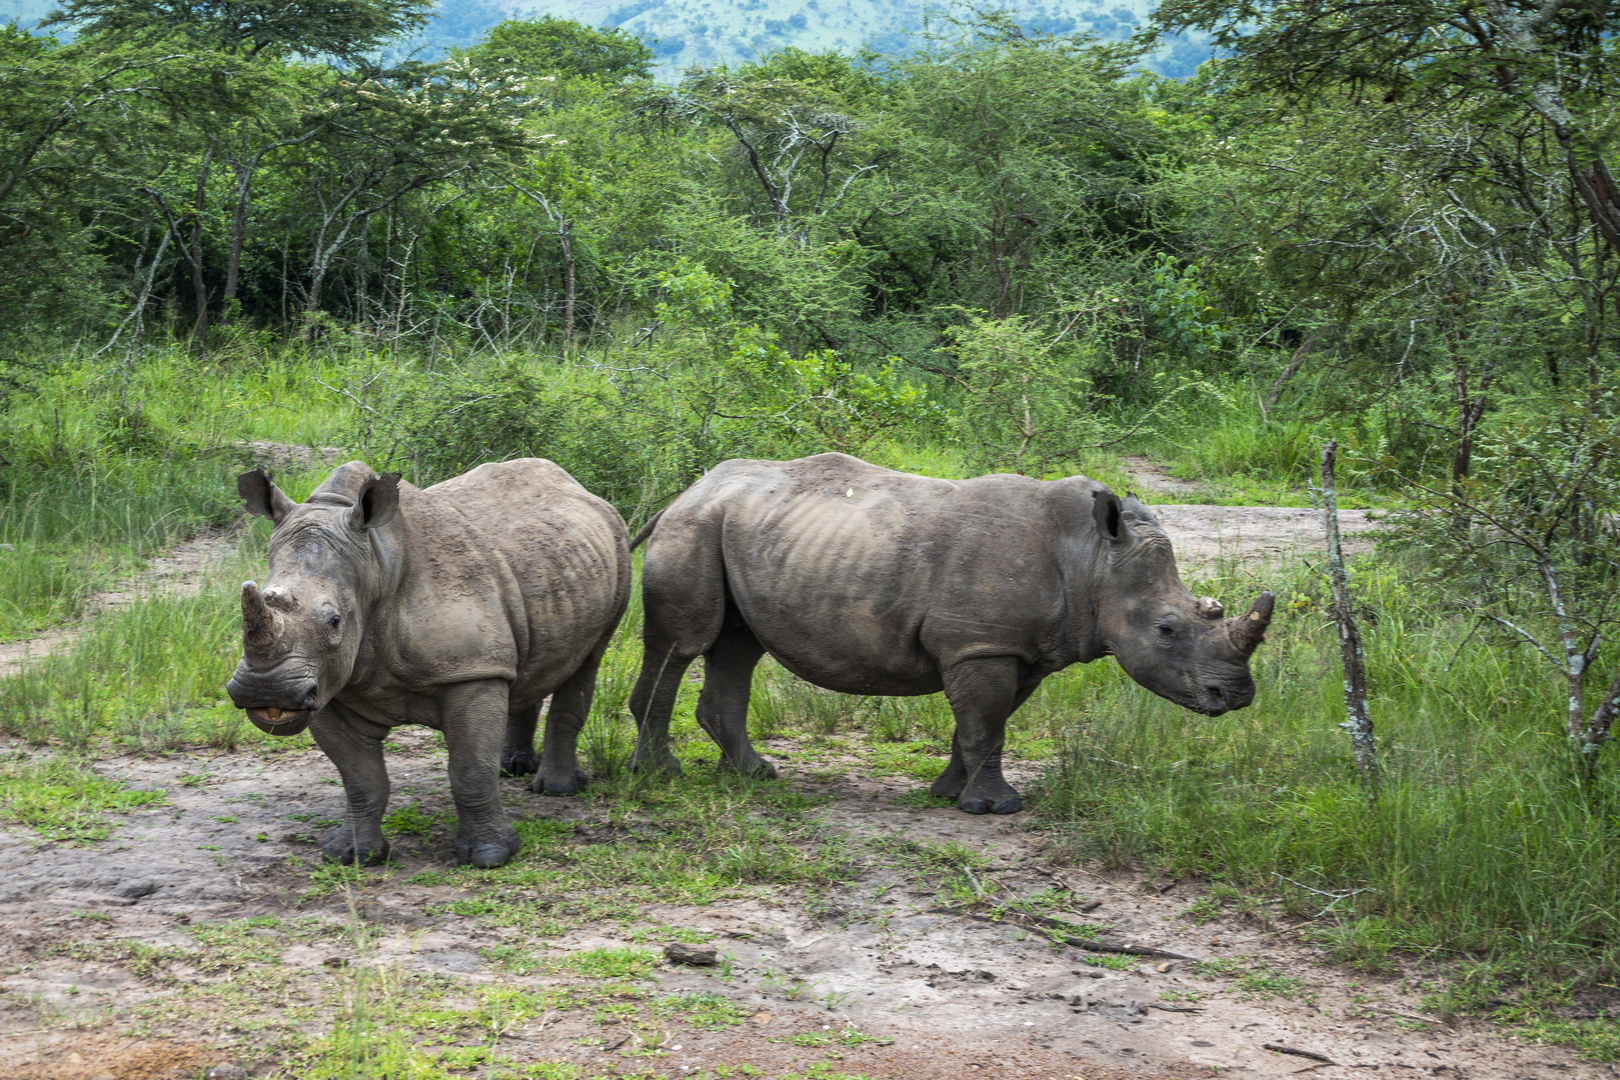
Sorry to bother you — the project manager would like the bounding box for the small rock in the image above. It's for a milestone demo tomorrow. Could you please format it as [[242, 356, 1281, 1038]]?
[[207, 1068, 247, 1080], [323, 956, 348, 968], [115, 879, 158, 899], [664, 941, 718, 966], [0, 543, 14, 552]]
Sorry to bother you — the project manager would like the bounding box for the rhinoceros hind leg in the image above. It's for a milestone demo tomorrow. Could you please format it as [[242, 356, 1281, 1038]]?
[[699, 618, 774, 779], [534, 647, 608, 795], [501, 703, 542, 777], [534, 768, 589, 796], [958, 786, 1023, 815], [929, 742, 969, 800], [628, 645, 697, 778]]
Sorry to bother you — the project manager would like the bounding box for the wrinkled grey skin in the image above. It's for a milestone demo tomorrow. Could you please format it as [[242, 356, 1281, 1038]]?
[[224, 459, 630, 868], [627, 453, 1273, 815]]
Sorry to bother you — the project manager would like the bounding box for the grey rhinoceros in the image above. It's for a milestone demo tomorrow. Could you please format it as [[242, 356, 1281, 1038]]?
[[225, 459, 630, 868], [626, 452, 1273, 814]]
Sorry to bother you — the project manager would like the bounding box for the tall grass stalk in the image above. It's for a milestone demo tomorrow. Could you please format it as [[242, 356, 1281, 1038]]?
[[1034, 557, 1620, 978]]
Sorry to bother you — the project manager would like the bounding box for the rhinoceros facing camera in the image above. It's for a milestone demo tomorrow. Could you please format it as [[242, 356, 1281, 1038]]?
[[225, 459, 630, 868]]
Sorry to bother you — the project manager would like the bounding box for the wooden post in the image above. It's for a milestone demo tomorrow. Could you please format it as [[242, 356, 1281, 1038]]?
[[1320, 440, 1379, 789]]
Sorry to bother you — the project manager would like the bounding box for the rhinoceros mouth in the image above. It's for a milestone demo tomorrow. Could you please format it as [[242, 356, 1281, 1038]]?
[[246, 707, 312, 736]]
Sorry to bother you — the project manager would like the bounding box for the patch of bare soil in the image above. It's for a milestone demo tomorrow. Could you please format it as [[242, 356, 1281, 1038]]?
[[1152, 504, 1380, 571], [1126, 456, 1204, 497], [0, 733, 1608, 1079], [235, 441, 345, 473]]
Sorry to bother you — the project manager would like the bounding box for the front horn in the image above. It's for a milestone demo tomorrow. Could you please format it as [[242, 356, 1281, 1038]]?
[[241, 581, 273, 645], [1226, 592, 1276, 656]]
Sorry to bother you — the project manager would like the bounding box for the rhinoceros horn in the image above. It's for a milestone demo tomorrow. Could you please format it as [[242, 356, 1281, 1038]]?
[[1226, 591, 1276, 657], [241, 581, 274, 649]]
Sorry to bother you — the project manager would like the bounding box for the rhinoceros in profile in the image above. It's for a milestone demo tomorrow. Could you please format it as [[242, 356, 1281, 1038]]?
[[626, 452, 1273, 814], [224, 459, 630, 867]]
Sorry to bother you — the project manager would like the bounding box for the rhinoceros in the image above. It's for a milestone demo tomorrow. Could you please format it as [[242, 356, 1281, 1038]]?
[[224, 459, 630, 867], [626, 452, 1273, 814]]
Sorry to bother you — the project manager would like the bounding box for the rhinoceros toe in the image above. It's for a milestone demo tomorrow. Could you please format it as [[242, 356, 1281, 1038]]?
[[456, 825, 521, 869], [501, 751, 541, 777], [957, 790, 1023, 815], [719, 755, 778, 780], [533, 769, 588, 796], [322, 830, 391, 866]]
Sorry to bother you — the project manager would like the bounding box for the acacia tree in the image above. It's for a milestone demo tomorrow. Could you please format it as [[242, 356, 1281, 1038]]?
[[645, 66, 892, 247]]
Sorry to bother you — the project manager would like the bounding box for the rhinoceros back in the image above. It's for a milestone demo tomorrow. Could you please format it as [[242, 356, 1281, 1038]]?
[[377, 459, 630, 710]]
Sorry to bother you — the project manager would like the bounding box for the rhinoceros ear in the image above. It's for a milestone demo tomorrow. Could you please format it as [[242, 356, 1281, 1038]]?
[[1092, 489, 1126, 543], [353, 471, 401, 530], [238, 468, 296, 523]]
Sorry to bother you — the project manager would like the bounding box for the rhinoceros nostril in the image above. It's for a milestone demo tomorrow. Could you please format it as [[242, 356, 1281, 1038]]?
[[1205, 685, 1227, 710], [301, 685, 320, 710]]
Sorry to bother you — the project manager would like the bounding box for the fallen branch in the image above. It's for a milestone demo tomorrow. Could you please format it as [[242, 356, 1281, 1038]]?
[[930, 906, 1198, 960], [1264, 1043, 1337, 1065], [1273, 872, 1377, 918]]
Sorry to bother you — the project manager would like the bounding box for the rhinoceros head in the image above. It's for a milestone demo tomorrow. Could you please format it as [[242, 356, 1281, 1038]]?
[[1091, 489, 1273, 716], [224, 463, 401, 736]]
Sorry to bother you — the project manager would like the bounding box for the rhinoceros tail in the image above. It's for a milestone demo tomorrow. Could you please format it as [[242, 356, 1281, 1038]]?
[[629, 508, 667, 551]]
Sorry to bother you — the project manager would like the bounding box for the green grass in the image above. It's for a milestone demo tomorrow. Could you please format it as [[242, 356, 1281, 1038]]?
[[0, 756, 166, 842], [1034, 556, 1620, 988]]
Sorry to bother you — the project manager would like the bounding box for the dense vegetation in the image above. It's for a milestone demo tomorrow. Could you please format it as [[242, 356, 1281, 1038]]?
[[2, 0, 1619, 1049]]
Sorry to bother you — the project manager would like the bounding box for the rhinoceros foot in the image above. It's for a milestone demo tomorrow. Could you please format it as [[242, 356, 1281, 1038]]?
[[456, 823, 521, 869], [533, 769, 588, 796], [322, 826, 391, 867], [957, 786, 1023, 815], [501, 750, 541, 777], [630, 748, 683, 778], [718, 755, 778, 780]]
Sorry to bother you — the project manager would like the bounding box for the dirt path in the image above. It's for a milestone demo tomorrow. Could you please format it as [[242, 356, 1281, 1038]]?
[[0, 734, 1603, 1079]]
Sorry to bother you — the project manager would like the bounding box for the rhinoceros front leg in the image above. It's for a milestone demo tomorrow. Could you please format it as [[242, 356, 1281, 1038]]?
[[933, 657, 1035, 815], [310, 704, 393, 866], [441, 680, 523, 868], [697, 622, 776, 779]]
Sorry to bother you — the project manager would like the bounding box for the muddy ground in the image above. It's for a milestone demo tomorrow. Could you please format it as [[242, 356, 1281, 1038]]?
[[0, 487, 1602, 1079], [1, 731, 1606, 1080]]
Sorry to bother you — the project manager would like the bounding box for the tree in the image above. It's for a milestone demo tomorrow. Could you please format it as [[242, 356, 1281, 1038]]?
[[1148, 0, 1620, 254], [459, 17, 653, 84], [43, 0, 431, 63], [285, 58, 538, 336]]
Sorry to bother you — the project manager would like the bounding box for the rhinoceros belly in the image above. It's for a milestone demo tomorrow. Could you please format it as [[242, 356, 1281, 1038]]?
[[719, 491, 947, 695]]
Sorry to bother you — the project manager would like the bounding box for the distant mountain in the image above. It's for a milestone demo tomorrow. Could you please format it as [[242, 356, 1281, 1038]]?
[[430, 0, 1214, 78], [4, 0, 1215, 79]]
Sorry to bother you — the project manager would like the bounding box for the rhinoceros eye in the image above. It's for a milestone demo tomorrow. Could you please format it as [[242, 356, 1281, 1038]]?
[[1157, 622, 1176, 638], [328, 612, 342, 631]]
